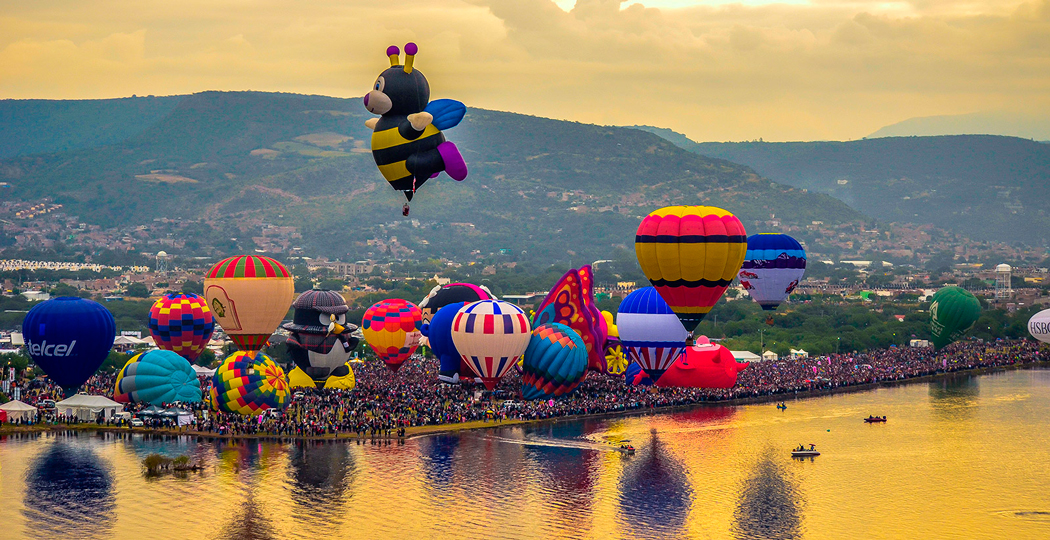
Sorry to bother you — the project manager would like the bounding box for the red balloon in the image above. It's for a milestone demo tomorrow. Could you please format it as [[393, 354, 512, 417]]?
[[652, 339, 749, 388]]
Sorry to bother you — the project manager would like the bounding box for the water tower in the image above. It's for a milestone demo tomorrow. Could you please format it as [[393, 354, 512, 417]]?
[[156, 251, 169, 273], [995, 263, 1012, 299]]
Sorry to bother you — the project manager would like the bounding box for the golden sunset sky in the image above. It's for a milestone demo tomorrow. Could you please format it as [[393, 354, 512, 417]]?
[[2, 0, 1048, 141]]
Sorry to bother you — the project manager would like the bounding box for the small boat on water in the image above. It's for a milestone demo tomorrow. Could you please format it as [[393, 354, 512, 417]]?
[[791, 444, 819, 458], [864, 416, 887, 423], [616, 444, 636, 455], [776, 402, 787, 410]]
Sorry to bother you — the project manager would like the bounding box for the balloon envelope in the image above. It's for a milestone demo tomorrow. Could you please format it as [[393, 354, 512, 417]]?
[[635, 206, 747, 332], [424, 301, 475, 383], [739, 233, 806, 311], [521, 323, 589, 400], [617, 287, 688, 382], [362, 298, 423, 372], [204, 255, 294, 352], [1029, 309, 1050, 344], [113, 350, 202, 404], [532, 265, 608, 373], [210, 351, 289, 414], [451, 300, 532, 390], [149, 293, 214, 361], [23, 297, 115, 395], [654, 341, 749, 388], [929, 286, 981, 349]]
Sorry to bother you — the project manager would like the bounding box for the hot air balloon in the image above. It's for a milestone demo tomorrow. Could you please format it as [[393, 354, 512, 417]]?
[[204, 255, 294, 353], [532, 265, 608, 373], [521, 323, 589, 400], [148, 293, 214, 362], [419, 282, 493, 323], [451, 300, 532, 390], [362, 298, 423, 372], [653, 337, 749, 388], [635, 206, 747, 332], [282, 290, 359, 385], [738, 233, 806, 311], [113, 350, 202, 404], [929, 286, 981, 349], [364, 42, 468, 213], [23, 297, 115, 396], [617, 287, 688, 382], [1029, 309, 1050, 344], [210, 351, 289, 415]]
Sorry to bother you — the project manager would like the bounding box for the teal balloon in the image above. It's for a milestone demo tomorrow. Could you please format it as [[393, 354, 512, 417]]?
[[930, 286, 981, 349], [114, 350, 202, 405], [521, 323, 588, 401]]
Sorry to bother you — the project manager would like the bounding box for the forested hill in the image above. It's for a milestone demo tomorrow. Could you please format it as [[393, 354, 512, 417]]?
[[0, 92, 865, 263], [632, 126, 1050, 247]]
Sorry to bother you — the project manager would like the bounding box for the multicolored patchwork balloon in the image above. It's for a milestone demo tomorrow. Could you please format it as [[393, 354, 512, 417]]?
[[149, 293, 214, 362], [617, 287, 689, 382], [738, 233, 807, 311], [113, 349, 202, 404], [451, 300, 532, 390], [362, 298, 423, 372], [204, 255, 294, 353], [209, 351, 289, 415], [521, 323, 588, 400], [635, 206, 747, 332]]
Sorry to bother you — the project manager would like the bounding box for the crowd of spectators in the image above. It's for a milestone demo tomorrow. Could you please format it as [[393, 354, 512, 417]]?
[[4, 339, 1047, 437]]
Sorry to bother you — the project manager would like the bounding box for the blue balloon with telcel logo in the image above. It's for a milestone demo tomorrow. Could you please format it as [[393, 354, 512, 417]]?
[[23, 297, 116, 396]]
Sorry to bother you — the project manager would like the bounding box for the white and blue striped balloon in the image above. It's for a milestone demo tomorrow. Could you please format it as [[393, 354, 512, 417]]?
[[617, 287, 688, 382]]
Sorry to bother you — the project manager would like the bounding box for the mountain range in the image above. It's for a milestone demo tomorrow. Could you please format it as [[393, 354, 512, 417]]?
[[632, 127, 1050, 247], [0, 92, 863, 264]]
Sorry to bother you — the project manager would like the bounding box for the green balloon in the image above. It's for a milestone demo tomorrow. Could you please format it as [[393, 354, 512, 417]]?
[[930, 286, 981, 349]]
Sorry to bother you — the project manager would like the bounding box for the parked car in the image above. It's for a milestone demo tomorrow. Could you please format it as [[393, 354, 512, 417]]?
[[130, 418, 144, 428], [38, 399, 56, 411]]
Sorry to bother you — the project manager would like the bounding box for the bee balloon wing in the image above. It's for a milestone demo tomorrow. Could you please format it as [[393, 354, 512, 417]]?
[[424, 99, 466, 130]]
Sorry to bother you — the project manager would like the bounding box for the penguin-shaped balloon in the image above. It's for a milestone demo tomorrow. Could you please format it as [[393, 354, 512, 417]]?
[[363, 42, 468, 213], [282, 290, 359, 387]]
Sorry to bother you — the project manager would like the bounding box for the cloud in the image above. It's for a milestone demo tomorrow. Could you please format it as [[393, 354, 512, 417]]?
[[0, 0, 1048, 140]]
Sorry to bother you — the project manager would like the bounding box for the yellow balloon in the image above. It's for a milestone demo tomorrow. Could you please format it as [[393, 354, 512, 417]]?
[[204, 255, 294, 352]]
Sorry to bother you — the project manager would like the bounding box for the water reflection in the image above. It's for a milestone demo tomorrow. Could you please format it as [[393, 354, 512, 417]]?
[[288, 441, 355, 527], [929, 374, 980, 421], [418, 434, 459, 490], [618, 433, 692, 539], [22, 442, 114, 540], [732, 449, 804, 540], [218, 491, 278, 540], [526, 422, 599, 533]]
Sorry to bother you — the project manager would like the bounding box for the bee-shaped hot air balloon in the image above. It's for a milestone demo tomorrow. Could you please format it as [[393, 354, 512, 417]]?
[[363, 42, 468, 214]]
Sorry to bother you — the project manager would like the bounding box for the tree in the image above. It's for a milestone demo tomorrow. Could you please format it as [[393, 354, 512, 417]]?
[[126, 283, 150, 298], [195, 348, 216, 367], [317, 278, 347, 291], [181, 280, 204, 295]]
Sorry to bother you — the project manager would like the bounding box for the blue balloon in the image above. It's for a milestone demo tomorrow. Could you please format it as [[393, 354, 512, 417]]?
[[422, 301, 467, 383], [23, 297, 115, 395], [616, 287, 688, 382], [114, 349, 202, 405]]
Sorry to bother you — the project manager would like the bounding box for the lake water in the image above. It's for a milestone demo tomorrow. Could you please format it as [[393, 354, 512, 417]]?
[[2, 369, 1049, 539]]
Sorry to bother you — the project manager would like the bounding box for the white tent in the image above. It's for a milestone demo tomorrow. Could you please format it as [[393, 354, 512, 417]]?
[[192, 365, 216, 377], [731, 350, 763, 362], [790, 348, 809, 359], [0, 399, 37, 422], [113, 335, 145, 346], [163, 407, 195, 427], [55, 394, 123, 421], [762, 350, 779, 361]]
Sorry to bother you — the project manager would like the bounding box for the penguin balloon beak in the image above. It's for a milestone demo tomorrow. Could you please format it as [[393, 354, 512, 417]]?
[[328, 319, 346, 336]]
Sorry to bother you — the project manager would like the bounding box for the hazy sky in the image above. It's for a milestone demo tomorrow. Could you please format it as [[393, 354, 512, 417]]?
[[2, 0, 1048, 141]]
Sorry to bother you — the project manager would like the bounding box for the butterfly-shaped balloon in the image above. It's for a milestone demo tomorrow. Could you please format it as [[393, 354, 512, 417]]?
[[532, 265, 608, 373]]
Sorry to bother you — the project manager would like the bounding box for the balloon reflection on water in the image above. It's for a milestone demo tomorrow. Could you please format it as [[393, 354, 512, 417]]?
[[23, 442, 114, 540]]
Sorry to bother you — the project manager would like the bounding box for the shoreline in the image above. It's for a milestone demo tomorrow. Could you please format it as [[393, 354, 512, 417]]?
[[3, 361, 1046, 443]]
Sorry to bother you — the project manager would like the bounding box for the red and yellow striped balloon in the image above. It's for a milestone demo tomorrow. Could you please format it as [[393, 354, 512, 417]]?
[[635, 206, 747, 332], [204, 255, 294, 353]]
